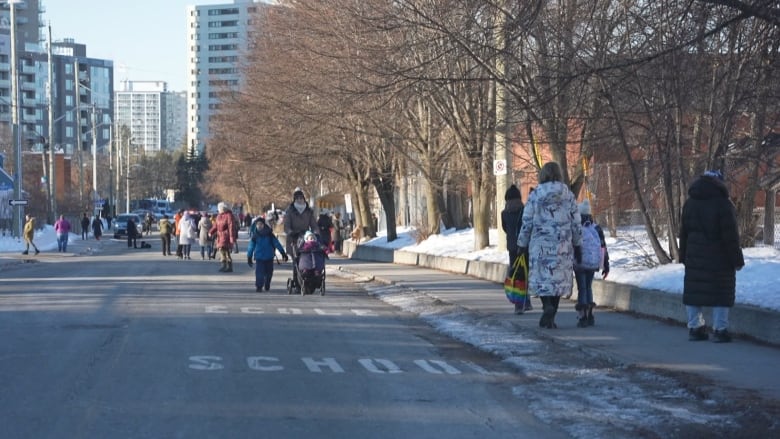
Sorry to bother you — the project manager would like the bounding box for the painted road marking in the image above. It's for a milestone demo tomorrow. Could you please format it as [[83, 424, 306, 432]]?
[[204, 306, 379, 316], [188, 356, 504, 375]]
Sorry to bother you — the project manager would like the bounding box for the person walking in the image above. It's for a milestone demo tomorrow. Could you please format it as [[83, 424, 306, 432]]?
[[210, 202, 236, 272], [501, 184, 531, 314], [517, 162, 582, 329], [174, 209, 184, 259], [679, 170, 745, 343], [283, 188, 318, 257], [91, 215, 103, 241], [158, 214, 173, 256], [144, 212, 154, 237], [22, 214, 40, 255], [127, 217, 139, 248], [54, 214, 72, 252], [230, 208, 240, 254], [80, 213, 90, 240], [247, 217, 288, 292], [198, 213, 213, 260], [179, 212, 196, 259], [573, 199, 609, 327], [317, 210, 334, 253], [332, 212, 343, 254]]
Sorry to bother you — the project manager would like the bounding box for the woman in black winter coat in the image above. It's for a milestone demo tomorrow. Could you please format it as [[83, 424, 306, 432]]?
[[501, 184, 531, 314], [679, 170, 744, 343]]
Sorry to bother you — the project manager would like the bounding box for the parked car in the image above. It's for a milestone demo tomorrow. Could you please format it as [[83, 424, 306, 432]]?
[[113, 213, 143, 239]]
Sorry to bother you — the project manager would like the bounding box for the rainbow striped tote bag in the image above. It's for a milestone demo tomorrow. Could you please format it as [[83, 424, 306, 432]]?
[[504, 254, 528, 305]]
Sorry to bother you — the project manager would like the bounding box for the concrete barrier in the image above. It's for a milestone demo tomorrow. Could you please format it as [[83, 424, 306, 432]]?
[[342, 239, 780, 346]]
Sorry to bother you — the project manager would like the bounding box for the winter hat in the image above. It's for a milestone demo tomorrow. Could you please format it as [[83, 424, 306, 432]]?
[[217, 202, 228, 213], [304, 231, 316, 241], [579, 199, 592, 215], [703, 170, 724, 181], [504, 184, 521, 201], [293, 187, 305, 200]]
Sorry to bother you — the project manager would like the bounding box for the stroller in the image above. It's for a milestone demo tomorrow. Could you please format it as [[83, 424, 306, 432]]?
[[287, 235, 327, 295]]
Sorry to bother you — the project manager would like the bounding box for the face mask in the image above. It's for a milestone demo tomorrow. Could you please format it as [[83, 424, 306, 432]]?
[[294, 201, 306, 212]]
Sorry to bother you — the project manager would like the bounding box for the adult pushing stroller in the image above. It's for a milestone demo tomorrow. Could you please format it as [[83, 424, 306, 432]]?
[[287, 231, 327, 295]]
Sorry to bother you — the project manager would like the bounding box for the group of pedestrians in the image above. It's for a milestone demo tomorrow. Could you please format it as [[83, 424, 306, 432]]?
[[22, 211, 104, 255], [502, 161, 743, 342]]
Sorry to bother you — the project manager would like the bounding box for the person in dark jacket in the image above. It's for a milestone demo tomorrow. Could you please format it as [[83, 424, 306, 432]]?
[[80, 213, 90, 240], [127, 217, 139, 248], [283, 188, 318, 256], [501, 184, 531, 314], [679, 170, 745, 343]]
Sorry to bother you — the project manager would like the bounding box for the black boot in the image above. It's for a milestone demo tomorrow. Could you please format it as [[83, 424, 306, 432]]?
[[225, 261, 233, 273], [587, 303, 595, 326], [689, 326, 709, 341], [575, 304, 588, 328], [539, 297, 557, 328]]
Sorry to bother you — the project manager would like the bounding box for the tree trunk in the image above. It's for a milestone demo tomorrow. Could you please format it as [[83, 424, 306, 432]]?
[[372, 174, 397, 242], [425, 178, 441, 235]]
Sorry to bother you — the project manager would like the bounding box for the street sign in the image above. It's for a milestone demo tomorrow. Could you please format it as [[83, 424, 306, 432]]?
[[493, 159, 507, 176], [8, 199, 28, 206]]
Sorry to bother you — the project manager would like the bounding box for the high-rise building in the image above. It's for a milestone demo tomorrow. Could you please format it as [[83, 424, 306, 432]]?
[[185, 0, 264, 153], [0, 0, 113, 157], [165, 90, 186, 150], [49, 39, 113, 155], [115, 80, 166, 153], [114, 81, 187, 153]]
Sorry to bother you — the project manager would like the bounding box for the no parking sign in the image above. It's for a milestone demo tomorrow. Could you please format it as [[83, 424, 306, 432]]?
[[493, 159, 507, 175]]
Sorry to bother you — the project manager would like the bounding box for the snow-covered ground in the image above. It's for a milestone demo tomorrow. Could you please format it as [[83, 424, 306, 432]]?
[[2, 223, 779, 312]]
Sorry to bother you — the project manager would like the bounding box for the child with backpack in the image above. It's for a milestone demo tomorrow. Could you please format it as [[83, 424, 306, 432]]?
[[573, 199, 610, 327]]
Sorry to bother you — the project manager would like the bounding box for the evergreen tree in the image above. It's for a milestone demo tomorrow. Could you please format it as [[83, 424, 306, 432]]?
[[175, 146, 209, 207]]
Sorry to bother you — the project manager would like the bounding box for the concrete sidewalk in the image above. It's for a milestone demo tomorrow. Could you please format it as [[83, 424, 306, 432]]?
[[332, 254, 780, 403]]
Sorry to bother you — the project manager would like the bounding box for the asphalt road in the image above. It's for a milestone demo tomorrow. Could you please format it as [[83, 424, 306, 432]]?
[[0, 237, 566, 438]]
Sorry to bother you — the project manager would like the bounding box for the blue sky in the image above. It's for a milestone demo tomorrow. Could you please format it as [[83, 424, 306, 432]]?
[[43, 0, 225, 91]]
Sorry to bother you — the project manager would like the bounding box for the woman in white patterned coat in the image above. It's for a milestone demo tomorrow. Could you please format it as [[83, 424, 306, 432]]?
[[517, 162, 583, 328]]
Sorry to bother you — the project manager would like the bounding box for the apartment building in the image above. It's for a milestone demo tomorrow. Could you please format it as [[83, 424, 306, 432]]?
[[115, 81, 188, 153], [0, 2, 113, 156], [185, 0, 263, 153]]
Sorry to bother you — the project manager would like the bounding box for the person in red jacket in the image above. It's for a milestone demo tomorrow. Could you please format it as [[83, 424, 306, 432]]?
[[209, 202, 236, 272]]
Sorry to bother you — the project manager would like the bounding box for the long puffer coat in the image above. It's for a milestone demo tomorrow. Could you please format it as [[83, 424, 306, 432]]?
[[679, 175, 744, 307], [210, 211, 236, 250], [517, 181, 582, 297]]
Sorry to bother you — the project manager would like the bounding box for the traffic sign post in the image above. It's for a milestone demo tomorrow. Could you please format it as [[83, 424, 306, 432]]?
[[493, 159, 507, 176], [9, 199, 28, 206]]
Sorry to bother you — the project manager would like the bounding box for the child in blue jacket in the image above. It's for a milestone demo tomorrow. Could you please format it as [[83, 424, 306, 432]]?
[[247, 217, 288, 292]]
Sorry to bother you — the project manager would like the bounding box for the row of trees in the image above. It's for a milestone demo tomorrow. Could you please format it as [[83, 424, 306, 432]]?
[[205, 0, 779, 262]]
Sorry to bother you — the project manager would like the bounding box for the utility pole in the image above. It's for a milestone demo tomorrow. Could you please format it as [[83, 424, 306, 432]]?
[[47, 23, 56, 222], [117, 124, 122, 215], [10, 0, 23, 237], [108, 125, 113, 217], [494, 2, 510, 251], [91, 104, 98, 217], [126, 135, 130, 214], [75, 60, 84, 208]]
